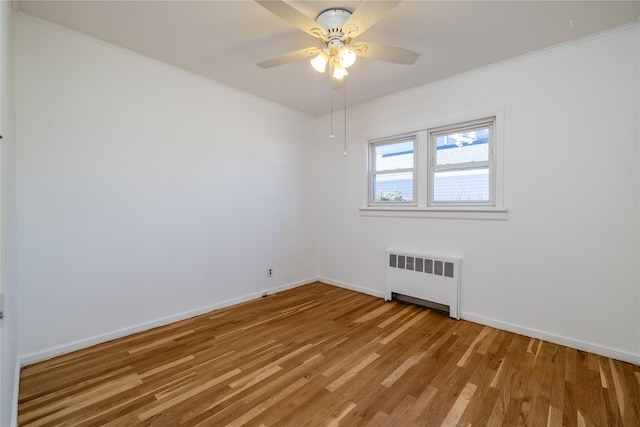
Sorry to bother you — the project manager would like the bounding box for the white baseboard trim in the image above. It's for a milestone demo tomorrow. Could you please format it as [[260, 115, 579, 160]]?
[[462, 312, 640, 365], [318, 276, 386, 299], [19, 277, 318, 367], [268, 277, 319, 295], [10, 357, 19, 427]]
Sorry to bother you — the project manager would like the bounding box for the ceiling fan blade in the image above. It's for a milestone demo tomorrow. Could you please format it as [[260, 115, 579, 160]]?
[[258, 47, 320, 69], [342, 1, 400, 39], [256, 1, 327, 40], [353, 42, 420, 65]]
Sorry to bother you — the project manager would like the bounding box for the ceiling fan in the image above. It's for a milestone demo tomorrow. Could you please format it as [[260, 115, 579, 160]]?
[[256, 0, 420, 81]]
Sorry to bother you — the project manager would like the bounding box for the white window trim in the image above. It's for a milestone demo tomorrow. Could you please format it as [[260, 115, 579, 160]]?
[[368, 134, 418, 207], [428, 117, 495, 206], [361, 109, 507, 221], [359, 206, 508, 220]]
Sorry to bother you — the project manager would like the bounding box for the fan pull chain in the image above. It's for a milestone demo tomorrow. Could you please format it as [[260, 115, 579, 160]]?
[[329, 84, 335, 139], [343, 77, 347, 157]]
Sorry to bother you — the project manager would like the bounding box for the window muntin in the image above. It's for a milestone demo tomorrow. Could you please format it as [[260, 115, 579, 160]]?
[[369, 137, 416, 204], [430, 120, 494, 205]]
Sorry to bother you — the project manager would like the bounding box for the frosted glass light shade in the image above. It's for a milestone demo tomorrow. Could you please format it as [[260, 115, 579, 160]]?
[[333, 63, 348, 79], [339, 48, 357, 68], [310, 52, 329, 73]]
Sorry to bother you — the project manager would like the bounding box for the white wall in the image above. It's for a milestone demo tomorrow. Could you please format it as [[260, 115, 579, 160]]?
[[14, 14, 318, 363], [317, 25, 640, 364], [0, 2, 18, 425]]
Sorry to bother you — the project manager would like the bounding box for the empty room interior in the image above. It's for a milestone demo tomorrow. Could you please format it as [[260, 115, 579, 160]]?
[[1, 0, 640, 426]]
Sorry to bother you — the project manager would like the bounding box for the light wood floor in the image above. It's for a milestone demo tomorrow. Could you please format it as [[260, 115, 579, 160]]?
[[18, 282, 640, 426]]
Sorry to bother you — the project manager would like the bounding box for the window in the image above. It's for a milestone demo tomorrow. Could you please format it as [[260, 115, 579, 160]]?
[[369, 136, 416, 205], [364, 115, 505, 220], [430, 119, 494, 205]]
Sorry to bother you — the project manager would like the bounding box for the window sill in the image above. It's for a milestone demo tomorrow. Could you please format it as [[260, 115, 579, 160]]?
[[359, 206, 508, 220]]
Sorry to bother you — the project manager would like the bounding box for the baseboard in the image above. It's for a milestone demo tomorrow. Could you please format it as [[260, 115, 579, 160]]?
[[9, 356, 19, 427], [462, 312, 640, 366], [19, 277, 318, 367], [267, 277, 319, 295], [318, 276, 386, 299]]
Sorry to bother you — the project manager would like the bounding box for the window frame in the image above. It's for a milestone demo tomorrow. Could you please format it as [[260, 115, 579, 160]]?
[[428, 117, 496, 207], [362, 112, 506, 220], [368, 134, 418, 207]]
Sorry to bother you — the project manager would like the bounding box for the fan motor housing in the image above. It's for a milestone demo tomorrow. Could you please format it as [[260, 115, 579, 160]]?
[[315, 8, 352, 35]]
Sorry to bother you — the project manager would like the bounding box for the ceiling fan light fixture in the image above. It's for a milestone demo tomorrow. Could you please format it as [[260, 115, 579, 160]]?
[[333, 62, 348, 79], [338, 47, 357, 68], [310, 51, 330, 73]]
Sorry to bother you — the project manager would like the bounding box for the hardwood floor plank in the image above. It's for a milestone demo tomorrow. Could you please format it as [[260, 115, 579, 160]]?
[[19, 373, 143, 427], [325, 352, 380, 392], [379, 309, 430, 345], [325, 401, 357, 427], [444, 381, 477, 426], [377, 305, 413, 328], [381, 351, 425, 388], [456, 326, 491, 367], [18, 282, 640, 427], [352, 302, 394, 323], [259, 375, 334, 426], [223, 377, 310, 427], [547, 405, 563, 426], [386, 394, 417, 426], [137, 368, 242, 421]]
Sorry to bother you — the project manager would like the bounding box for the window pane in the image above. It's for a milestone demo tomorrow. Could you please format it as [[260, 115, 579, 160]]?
[[375, 140, 414, 172], [373, 172, 413, 202], [436, 127, 489, 166], [433, 167, 489, 202]]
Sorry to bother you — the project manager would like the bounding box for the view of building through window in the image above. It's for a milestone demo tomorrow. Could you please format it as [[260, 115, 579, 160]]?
[[432, 126, 490, 202]]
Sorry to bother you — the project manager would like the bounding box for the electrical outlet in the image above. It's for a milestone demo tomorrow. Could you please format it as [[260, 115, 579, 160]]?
[[267, 268, 273, 277]]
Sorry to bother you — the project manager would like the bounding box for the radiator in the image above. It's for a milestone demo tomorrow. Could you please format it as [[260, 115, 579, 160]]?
[[385, 251, 461, 319]]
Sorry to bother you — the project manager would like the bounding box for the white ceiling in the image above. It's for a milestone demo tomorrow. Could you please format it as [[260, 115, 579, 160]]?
[[16, 1, 640, 116]]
